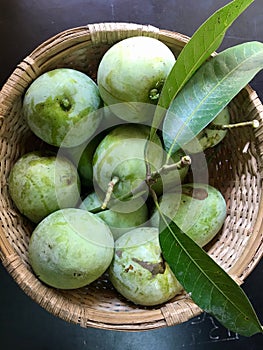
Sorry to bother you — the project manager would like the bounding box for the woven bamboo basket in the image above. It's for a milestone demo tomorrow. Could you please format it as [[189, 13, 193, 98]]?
[[0, 22, 263, 331]]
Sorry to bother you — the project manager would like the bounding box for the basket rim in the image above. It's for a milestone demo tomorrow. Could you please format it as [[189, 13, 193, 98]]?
[[0, 22, 263, 331]]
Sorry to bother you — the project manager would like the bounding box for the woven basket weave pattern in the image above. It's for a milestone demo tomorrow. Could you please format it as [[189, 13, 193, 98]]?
[[0, 23, 263, 330]]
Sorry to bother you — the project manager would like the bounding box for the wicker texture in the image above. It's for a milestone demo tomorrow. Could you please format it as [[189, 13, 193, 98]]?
[[0, 23, 263, 331]]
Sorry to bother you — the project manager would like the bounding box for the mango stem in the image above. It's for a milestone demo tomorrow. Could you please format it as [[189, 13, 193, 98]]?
[[101, 176, 119, 209], [209, 119, 259, 130], [150, 156, 191, 183]]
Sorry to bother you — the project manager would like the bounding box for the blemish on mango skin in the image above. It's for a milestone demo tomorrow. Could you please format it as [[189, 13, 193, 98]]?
[[116, 249, 123, 258], [124, 264, 134, 273], [132, 257, 165, 276], [109, 227, 183, 306], [182, 186, 208, 200]]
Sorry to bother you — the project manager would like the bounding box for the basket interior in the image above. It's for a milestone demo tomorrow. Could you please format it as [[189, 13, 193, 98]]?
[[0, 23, 263, 330]]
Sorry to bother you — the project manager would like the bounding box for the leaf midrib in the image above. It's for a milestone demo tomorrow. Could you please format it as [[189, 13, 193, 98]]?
[[165, 224, 254, 320], [166, 46, 260, 158], [160, 34, 221, 108], [158, 0, 253, 112]]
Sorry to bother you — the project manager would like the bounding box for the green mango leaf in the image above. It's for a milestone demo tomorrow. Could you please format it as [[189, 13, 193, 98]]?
[[163, 41, 263, 155], [150, 0, 254, 136], [159, 216, 263, 337]]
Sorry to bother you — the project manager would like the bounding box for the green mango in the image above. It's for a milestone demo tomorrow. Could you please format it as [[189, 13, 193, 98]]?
[[29, 208, 114, 289], [109, 227, 182, 306], [151, 183, 226, 247], [98, 36, 175, 123], [23, 68, 102, 147]]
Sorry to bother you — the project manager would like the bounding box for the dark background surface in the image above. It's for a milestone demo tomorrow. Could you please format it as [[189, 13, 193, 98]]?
[[0, 1, 262, 349]]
